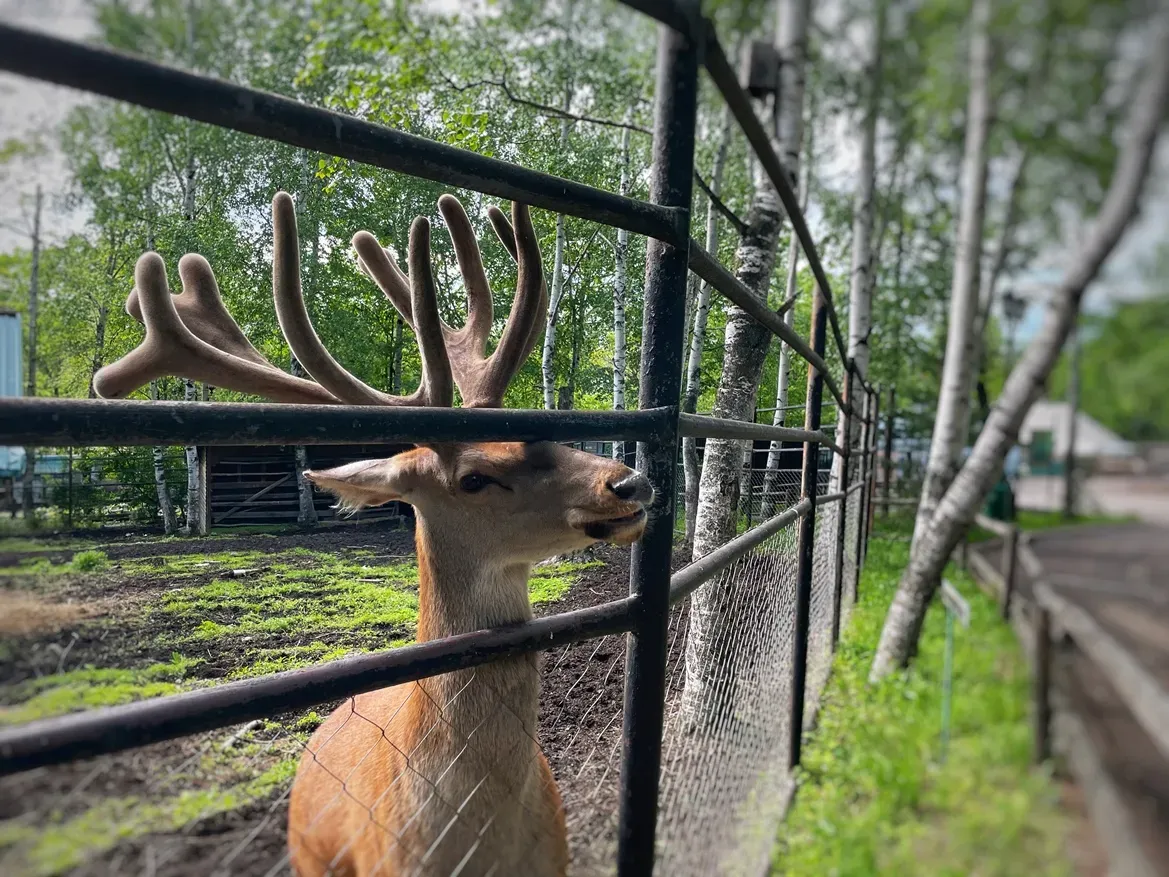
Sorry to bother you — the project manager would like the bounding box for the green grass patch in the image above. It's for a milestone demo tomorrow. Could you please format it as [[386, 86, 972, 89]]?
[[0, 758, 296, 876], [773, 525, 1074, 877], [0, 654, 201, 726], [529, 560, 603, 604], [69, 549, 109, 572]]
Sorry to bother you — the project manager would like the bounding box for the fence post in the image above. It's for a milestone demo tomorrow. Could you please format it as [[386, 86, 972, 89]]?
[[789, 284, 830, 769], [1001, 525, 1019, 619], [831, 364, 856, 648], [66, 446, 74, 530], [881, 384, 895, 516], [1033, 604, 1052, 763], [616, 16, 697, 876], [851, 388, 872, 601], [863, 384, 880, 558]]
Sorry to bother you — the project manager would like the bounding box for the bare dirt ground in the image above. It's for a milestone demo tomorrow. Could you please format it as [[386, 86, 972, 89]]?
[[0, 522, 688, 877]]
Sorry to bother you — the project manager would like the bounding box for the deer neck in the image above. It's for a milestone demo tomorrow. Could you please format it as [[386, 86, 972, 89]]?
[[413, 516, 535, 642]]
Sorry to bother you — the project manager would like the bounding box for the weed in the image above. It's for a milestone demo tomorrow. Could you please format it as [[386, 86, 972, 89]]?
[[69, 550, 109, 573]]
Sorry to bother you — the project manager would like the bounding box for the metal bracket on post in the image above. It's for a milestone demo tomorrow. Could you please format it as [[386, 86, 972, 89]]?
[[745, 40, 780, 99]]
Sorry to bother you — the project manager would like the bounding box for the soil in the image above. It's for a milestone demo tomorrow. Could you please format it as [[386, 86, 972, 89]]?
[[0, 524, 691, 877]]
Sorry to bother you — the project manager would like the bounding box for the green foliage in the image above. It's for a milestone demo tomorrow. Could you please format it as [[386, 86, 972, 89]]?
[[774, 525, 1074, 876], [1049, 290, 1169, 441]]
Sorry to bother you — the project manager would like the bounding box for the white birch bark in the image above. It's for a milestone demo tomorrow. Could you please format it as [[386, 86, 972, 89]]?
[[150, 381, 178, 534], [910, 0, 994, 553], [682, 105, 735, 543], [871, 8, 1169, 678], [684, 0, 810, 727], [182, 378, 201, 535], [542, 91, 573, 409], [21, 185, 42, 520], [612, 119, 632, 461]]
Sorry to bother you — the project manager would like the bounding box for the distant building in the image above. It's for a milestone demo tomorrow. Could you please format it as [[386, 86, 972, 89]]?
[[1018, 399, 1135, 475]]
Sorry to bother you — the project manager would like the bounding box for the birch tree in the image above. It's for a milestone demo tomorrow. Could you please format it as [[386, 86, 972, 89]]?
[[21, 186, 42, 521], [872, 5, 1169, 678], [681, 105, 735, 543], [910, 0, 995, 553], [684, 0, 811, 725], [612, 119, 631, 460]]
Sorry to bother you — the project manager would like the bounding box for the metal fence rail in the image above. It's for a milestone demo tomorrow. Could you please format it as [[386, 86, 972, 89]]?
[[0, 2, 879, 874]]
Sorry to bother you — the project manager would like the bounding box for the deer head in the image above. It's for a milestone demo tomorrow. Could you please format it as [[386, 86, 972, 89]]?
[[94, 192, 652, 572]]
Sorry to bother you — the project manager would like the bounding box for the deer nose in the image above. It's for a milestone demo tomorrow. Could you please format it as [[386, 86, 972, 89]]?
[[608, 472, 653, 503]]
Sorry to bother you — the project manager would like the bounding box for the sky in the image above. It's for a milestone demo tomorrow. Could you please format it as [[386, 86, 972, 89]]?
[[1, 0, 1167, 346]]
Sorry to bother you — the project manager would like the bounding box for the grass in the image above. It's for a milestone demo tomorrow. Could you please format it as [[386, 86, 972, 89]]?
[[773, 520, 1075, 877], [0, 757, 298, 876], [0, 542, 603, 724], [0, 654, 201, 726]]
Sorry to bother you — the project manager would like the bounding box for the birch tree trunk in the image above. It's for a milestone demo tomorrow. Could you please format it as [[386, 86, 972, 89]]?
[[542, 94, 573, 409], [845, 2, 885, 381], [872, 9, 1169, 678], [149, 381, 179, 534], [684, 0, 810, 727], [682, 105, 735, 543], [181, 378, 201, 535], [760, 109, 815, 519], [293, 163, 320, 528], [612, 121, 631, 460], [910, 0, 994, 554], [21, 185, 42, 521]]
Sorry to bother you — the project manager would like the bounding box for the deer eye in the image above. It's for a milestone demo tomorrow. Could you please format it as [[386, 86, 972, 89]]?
[[458, 473, 497, 493]]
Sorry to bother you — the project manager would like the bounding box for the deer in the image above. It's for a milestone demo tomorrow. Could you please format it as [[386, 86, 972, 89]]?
[[93, 191, 653, 877]]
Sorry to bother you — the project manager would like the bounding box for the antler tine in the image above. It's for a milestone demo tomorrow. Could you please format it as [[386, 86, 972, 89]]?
[[485, 203, 548, 369], [271, 192, 452, 408], [94, 253, 338, 404], [353, 232, 413, 326], [126, 255, 275, 369]]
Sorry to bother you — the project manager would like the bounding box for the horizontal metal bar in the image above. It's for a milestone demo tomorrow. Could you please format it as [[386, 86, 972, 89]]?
[[0, 596, 637, 776], [687, 244, 847, 412], [678, 412, 829, 445], [817, 491, 846, 506], [0, 24, 683, 246], [669, 498, 811, 604], [847, 481, 870, 496], [702, 35, 851, 367], [0, 399, 675, 447]]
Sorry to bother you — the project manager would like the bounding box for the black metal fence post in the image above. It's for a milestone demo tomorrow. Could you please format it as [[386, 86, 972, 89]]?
[[881, 384, 895, 516], [862, 386, 881, 567], [852, 388, 872, 600], [616, 14, 698, 876], [831, 366, 856, 647], [1001, 525, 1019, 620], [1033, 605, 1052, 763], [788, 282, 830, 770]]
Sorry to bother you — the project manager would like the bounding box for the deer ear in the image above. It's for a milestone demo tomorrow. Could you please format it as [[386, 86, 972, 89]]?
[[304, 458, 413, 512]]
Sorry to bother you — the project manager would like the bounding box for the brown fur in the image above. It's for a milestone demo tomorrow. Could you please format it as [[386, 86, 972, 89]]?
[[288, 442, 651, 876]]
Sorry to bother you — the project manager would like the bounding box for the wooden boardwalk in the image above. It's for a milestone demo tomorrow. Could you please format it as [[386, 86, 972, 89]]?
[[970, 522, 1169, 876]]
